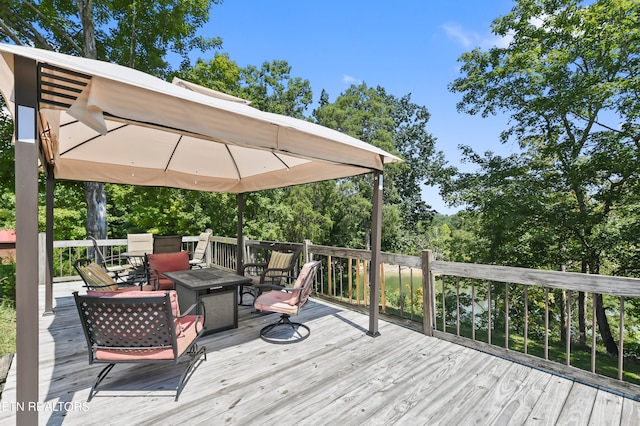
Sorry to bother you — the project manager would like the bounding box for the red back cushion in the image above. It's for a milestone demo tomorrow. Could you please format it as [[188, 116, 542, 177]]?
[[147, 251, 190, 273]]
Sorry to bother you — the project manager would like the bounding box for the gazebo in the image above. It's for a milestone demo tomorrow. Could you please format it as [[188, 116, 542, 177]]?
[[0, 43, 401, 424]]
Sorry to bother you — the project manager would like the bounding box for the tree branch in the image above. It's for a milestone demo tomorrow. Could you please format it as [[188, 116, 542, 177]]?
[[21, 0, 83, 54], [0, 18, 23, 45]]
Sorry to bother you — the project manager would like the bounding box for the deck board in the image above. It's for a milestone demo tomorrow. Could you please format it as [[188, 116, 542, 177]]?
[[0, 281, 639, 425]]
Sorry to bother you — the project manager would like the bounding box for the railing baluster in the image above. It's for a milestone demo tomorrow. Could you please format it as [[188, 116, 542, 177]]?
[[441, 275, 446, 333], [456, 276, 460, 336], [363, 260, 368, 307], [566, 290, 571, 366], [545, 287, 549, 361], [328, 255, 333, 297], [524, 286, 529, 355], [619, 296, 624, 381], [356, 259, 361, 305], [381, 263, 386, 313], [348, 258, 353, 303], [472, 279, 476, 341], [488, 281, 492, 345], [339, 259, 344, 302], [505, 282, 509, 350], [410, 267, 414, 321], [592, 292, 597, 373], [398, 265, 403, 319]]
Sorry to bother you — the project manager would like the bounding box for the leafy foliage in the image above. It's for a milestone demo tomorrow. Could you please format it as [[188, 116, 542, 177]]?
[[0, 0, 222, 78], [446, 0, 640, 354]]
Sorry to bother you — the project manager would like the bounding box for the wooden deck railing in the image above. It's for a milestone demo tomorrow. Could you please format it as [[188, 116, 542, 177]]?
[[38, 235, 640, 398]]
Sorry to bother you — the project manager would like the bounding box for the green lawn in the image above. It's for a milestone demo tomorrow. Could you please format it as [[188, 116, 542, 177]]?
[[0, 303, 15, 355]]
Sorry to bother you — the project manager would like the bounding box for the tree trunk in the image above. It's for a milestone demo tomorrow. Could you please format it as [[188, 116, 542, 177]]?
[[579, 260, 587, 347], [586, 256, 618, 356], [84, 182, 107, 239], [77, 1, 107, 239], [594, 293, 618, 356]]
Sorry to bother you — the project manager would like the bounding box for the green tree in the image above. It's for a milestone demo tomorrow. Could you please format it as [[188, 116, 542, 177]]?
[[447, 0, 640, 355], [238, 60, 313, 118], [314, 83, 442, 251], [0, 105, 15, 230], [175, 53, 242, 94], [0, 0, 221, 240], [170, 57, 316, 243]]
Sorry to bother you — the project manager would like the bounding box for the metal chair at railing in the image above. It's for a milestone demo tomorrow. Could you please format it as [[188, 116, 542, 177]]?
[[74, 259, 153, 291], [240, 244, 302, 306], [88, 236, 130, 283], [153, 235, 183, 254], [189, 232, 211, 269]]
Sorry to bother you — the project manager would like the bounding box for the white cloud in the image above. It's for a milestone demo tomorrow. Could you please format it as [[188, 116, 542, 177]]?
[[442, 24, 474, 48], [343, 75, 361, 85], [442, 23, 512, 49]]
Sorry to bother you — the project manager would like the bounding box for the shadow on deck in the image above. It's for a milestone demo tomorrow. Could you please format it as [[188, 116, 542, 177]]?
[[1, 281, 640, 425]]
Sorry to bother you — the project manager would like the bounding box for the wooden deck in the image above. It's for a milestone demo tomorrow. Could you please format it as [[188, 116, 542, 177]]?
[[2, 282, 640, 425]]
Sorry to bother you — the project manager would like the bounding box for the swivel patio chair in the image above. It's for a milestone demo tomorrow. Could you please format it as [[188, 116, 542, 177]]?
[[189, 232, 211, 269], [240, 245, 302, 306], [253, 260, 321, 344], [74, 290, 206, 401]]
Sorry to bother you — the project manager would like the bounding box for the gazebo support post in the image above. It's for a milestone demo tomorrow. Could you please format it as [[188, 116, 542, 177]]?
[[14, 54, 40, 425], [236, 193, 245, 275], [44, 163, 55, 315], [368, 168, 383, 337]]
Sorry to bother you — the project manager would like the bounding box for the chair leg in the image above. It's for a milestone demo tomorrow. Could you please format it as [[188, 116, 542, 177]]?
[[88, 363, 115, 402], [238, 285, 256, 306], [260, 314, 310, 344], [175, 343, 207, 401]]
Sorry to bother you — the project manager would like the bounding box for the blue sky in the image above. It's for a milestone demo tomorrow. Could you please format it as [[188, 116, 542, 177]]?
[[198, 0, 522, 214]]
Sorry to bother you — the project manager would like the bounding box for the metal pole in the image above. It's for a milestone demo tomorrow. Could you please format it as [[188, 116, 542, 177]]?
[[14, 54, 40, 425], [44, 164, 55, 315], [236, 193, 245, 275], [368, 170, 383, 337]]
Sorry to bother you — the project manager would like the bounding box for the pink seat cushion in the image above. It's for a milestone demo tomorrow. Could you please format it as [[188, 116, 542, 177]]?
[[95, 315, 203, 361], [147, 251, 190, 290], [254, 290, 300, 316]]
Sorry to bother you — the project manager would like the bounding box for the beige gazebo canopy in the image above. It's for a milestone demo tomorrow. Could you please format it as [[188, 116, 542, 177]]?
[[0, 44, 399, 192], [0, 43, 400, 424]]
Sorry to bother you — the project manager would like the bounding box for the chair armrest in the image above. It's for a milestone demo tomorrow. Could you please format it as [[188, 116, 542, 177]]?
[[178, 302, 198, 317], [243, 262, 268, 271], [147, 268, 161, 290], [254, 284, 303, 293]]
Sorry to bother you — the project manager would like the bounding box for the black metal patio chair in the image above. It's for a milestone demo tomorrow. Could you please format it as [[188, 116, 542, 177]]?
[[74, 290, 206, 401]]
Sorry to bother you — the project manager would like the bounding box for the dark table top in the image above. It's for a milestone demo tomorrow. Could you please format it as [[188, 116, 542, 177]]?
[[164, 267, 251, 291]]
